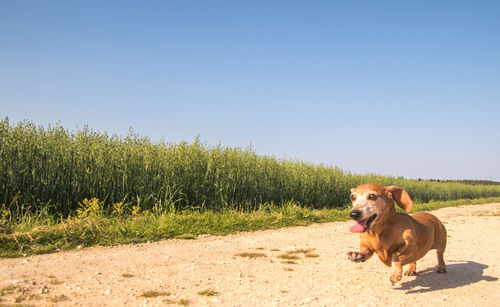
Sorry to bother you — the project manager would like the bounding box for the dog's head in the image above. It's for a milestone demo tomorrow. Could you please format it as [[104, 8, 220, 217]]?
[[349, 184, 413, 233]]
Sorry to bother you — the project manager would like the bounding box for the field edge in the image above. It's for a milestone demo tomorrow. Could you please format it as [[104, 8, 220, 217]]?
[[1, 196, 499, 258]]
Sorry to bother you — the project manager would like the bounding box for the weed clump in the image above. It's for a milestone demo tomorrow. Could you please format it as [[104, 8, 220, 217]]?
[[197, 288, 217, 296], [278, 254, 300, 260], [140, 290, 170, 298], [235, 252, 267, 259]]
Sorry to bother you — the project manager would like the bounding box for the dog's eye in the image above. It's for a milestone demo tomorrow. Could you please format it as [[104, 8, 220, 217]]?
[[368, 194, 378, 200], [350, 194, 356, 201]]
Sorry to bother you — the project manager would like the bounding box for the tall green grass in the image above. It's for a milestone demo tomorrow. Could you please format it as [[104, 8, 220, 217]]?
[[1, 117, 500, 220]]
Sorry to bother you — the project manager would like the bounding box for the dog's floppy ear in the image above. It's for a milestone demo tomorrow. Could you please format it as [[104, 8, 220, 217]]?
[[385, 186, 413, 213]]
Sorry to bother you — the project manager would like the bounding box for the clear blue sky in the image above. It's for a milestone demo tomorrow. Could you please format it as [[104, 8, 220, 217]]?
[[1, 1, 499, 181]]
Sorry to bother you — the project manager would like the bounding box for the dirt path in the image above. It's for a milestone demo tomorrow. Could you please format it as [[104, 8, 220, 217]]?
[[1, 203, 499, 306]]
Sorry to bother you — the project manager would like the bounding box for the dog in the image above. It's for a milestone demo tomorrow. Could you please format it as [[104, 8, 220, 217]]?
[[347, 184, 447, 284]]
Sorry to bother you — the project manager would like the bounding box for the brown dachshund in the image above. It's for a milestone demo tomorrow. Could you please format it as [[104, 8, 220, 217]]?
[[347, 184, 447, 284]]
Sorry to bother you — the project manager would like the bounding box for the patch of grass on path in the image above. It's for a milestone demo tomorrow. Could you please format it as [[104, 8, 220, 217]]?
[[140, 290, 170, 298], [1, 197, 499, 258], [278, 254, 300, 260], [235, 252, 267, 259], [197, 288, 217, 296]]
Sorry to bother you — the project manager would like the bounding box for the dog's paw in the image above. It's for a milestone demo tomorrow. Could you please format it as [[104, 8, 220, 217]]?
[[390, 273, 402, 285], [436, 266, 447, 274], [404, 269, 418, 276], [347, 251, 367, 263]]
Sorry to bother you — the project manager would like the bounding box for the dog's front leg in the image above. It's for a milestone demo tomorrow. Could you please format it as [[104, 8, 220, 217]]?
[[347, 244, 373, 263], [390, 254, 404, 284], [391, 230, 417, 284]]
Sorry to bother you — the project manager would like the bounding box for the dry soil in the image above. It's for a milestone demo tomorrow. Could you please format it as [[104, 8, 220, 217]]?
[[1, 203, 499, 306]]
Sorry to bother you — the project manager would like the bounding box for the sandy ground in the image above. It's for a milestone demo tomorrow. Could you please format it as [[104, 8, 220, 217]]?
[[1, 203, 499, 307]]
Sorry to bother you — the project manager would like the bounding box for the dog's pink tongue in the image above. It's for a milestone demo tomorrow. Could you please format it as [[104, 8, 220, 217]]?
[[350, 220, 368, 233]]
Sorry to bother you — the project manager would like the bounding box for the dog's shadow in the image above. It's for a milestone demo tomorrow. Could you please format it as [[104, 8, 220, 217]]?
[[396, 261, 498, 293]]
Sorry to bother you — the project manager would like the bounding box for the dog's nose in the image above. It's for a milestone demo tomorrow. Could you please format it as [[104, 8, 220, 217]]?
[[350, 210, 362, 221]]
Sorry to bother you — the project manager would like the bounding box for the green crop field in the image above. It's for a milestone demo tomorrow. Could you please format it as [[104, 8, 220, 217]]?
[[2, 117, 500, 221], [1, 117, 500, 257]]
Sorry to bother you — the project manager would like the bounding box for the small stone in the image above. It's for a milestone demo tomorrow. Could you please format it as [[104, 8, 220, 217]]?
[[40, 285, 50, 294]]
